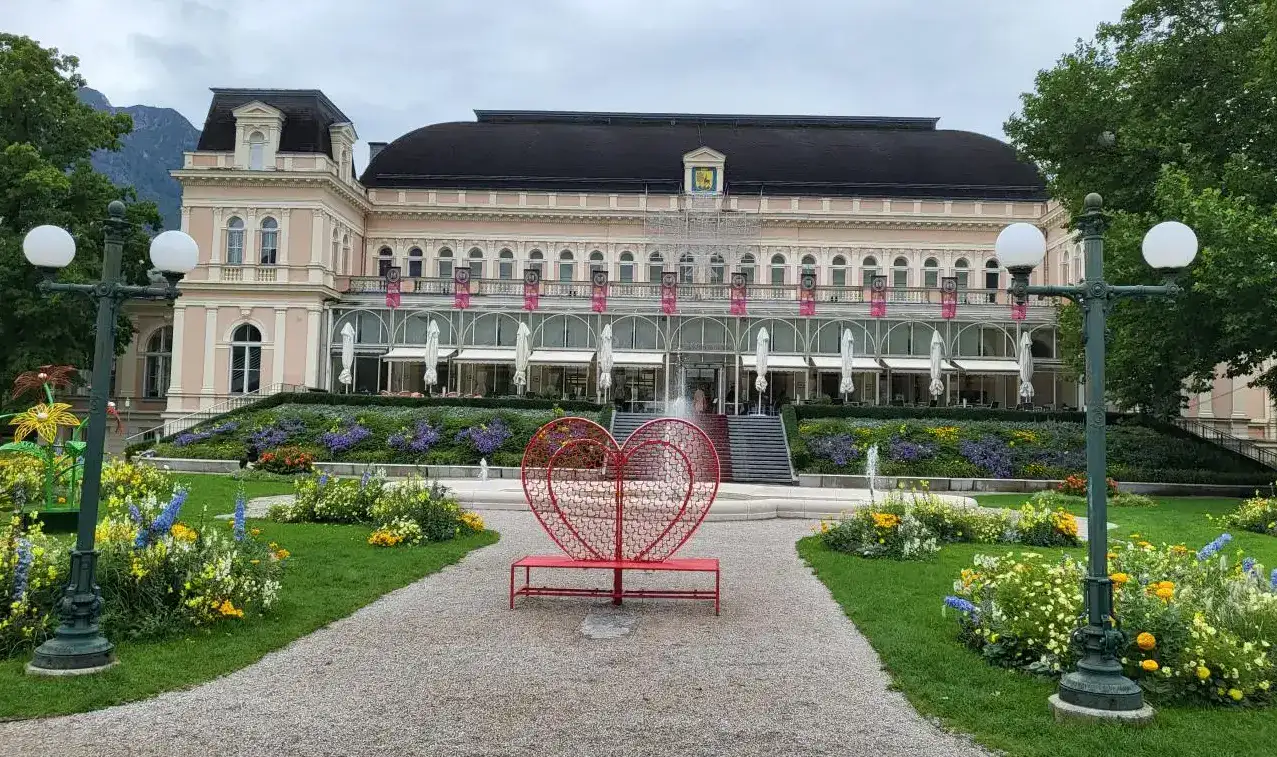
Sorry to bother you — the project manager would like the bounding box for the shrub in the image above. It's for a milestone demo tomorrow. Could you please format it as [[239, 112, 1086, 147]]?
[[0, 516, 66, 657], [1058, 473, 1118, 497], [1222, 495, 1277, 536], [820, 507, 939, 560], [0, 455, 44, 508], [1014, 503, 1080, 547], [366, 477, 484, 546], [945, 537, 1277, 705], [1111, 492, 1158, 508], [257, 447, 315, 475], [101, 458, 175, 517], [269, 469, 385, 524]]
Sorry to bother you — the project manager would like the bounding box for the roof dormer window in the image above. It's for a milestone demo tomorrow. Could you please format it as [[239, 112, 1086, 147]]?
[[231, 100, 285, 170], [248, 131, 266, 170], [682, 146, 726, 195]]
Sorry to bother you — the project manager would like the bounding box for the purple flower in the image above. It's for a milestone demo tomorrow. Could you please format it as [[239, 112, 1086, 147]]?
[[944, 596, 978, 614], [455, 418, 512, 455], [1197, 533, 1233, 562], [960, 436, 1013, 478], [173, 421, 239, 447], [389, 420, 442, 455], [1243, 557, 1257, 576], [888, 436, 934, 463], [128, 504, 142, 524], [809, 433, 861, 467], [318, 473, 329, 487], [360, 468, 372, 490], [249, 425, 289, 451], [319, 423, 372, 454], [233, 486, 247, 541], [11, 539, 32, 601]]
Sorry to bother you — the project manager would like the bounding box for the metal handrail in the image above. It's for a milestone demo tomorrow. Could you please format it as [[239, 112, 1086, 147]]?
[[124, 383, 304, 444], [1171, 417, 1277, 469]]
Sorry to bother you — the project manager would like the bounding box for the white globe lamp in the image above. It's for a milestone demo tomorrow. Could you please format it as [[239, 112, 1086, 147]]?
[[149, 230, 199, 275], [23, 225, 77, 270], [995, 223, 1048, 273], [1141, 221, 1198, 270]]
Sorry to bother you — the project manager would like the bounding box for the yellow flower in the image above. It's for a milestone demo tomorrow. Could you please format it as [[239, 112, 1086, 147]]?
[[1156, 580, 1175, 590], [1228, 688, 1244, 701], [1155, 586, 1174, 601], [1197, 666, 1211, 681], [460, 511, 486, 532], [272, 548, 291, 560], [870, 512, 900, 529], [1141, 659, 1159, 672], [9, 402, 81, 443], [170, 523, 198, 542], [1136, 632, 1156, 651], [1110, 572, 1130, 586], [250, 528, 261, 537], [217, 599, 244, 618]]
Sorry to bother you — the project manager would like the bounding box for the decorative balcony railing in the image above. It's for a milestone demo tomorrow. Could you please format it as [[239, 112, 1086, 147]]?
[[341, 276, 1051, 308]]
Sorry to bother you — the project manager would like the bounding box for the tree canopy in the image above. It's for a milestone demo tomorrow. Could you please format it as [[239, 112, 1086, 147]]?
[[0, 34, 163, 412], [1004, 0, 1277, 417]]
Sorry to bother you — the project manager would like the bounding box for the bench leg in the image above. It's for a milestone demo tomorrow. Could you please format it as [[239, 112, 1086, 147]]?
[[509, 564, 516, 609], [612, 568, 623, 606], [715, 568, 720, 616]]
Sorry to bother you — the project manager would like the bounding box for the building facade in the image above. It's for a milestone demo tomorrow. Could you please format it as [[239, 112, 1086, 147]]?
[[99, 88, 1273, 442]]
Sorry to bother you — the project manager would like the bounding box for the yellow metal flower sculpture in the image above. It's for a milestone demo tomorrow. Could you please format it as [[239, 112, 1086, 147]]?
[[9, 402, 81, 443]]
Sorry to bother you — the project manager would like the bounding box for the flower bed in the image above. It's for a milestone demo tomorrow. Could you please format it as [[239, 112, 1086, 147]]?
[[150, 403, 585, 469], [944, 537, 1277, 705], [818, 490, 1079, 560], [268, 470, 485, 547], [1222, 495, 1277, 536], [1, 466, 286, 657], [790, 416, 1272, 484]]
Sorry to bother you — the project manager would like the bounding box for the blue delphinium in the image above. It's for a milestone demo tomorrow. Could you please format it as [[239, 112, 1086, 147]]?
[[136, 487, 189, 548], [1242, 557, 1258, 576], [1196, 533, 1233, 562], [11, 539, 33, 602], [1271, 568, 1277, 592], [318, 472, 329, 487], [128, 503, 142, 524], [943, 596, 978, 614], [233, 485, 247, 542], [360, 467, 372, 490]]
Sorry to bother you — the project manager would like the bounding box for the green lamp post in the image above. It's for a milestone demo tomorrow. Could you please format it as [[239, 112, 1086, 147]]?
[[21, 200, 198, 675], [996, 193, 1199, 722]]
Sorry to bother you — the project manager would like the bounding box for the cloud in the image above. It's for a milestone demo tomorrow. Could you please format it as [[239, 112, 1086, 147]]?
[[6, 0, 1128, 168]]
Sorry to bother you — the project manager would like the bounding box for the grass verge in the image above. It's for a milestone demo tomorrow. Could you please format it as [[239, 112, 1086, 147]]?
[[0, 474, 498, 720], [798, 495, 1277, 757]]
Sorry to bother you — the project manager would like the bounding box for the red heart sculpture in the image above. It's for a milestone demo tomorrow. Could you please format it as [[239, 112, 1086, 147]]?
[[521, 417, 720, 562]]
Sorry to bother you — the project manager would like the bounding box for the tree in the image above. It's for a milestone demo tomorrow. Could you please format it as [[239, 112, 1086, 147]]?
[[1004, 0, 1277, 416], [0, 34, 163, 413]]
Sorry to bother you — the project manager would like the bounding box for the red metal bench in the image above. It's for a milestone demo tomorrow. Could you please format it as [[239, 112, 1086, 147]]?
[[512, 417, 722, 614]]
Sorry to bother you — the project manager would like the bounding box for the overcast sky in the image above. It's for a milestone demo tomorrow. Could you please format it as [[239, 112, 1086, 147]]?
[[9, 0, 1128, 168]]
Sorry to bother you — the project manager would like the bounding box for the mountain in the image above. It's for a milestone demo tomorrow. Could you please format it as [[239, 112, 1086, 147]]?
[[77, 88, 200, 231]]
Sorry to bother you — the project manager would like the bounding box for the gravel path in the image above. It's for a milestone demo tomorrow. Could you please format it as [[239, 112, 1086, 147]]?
[[0, 511, 988, 757]]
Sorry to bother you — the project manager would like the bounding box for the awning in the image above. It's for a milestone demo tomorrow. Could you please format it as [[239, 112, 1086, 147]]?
[[453, 348, 517, 364], [612, 351, 665, 367], [882, 357, 957, 372], [810, 356, 883, 371], [741, 354, 810, 371], [382, 347, 456, 362], [529, 350, 595, 366], [953, 359, 1021, 374]]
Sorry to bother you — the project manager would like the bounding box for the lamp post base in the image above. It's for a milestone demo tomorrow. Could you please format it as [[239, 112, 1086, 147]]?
[[26, 630, 116, 676], [1048, 694, 1155, 725]]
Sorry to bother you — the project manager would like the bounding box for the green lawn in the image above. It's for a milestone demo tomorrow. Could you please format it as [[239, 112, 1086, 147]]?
[[799, 495, 1277, 757], [0, 473, 498, 720]]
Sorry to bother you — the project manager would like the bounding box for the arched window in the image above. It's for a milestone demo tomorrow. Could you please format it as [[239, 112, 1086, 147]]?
[[558, 250, 575, 282], [341, 234, 350, 277], [923, 257, 940, 288], [648, 251, 664, 283], [831, 254, 847, 287], [226, 216, 245, 265], [892, 256, 909, 289], [378, 246, 394, 277], [954, 257, 970, 289], [438, 247, 453, 279], [229, 324, 262, 395], [619, 251, 635, 283], [770, 254, 786, 285], [739, 253, 756, 284], [330, 231, 340, 274], [468, 247, 484, 279], [589, 250, 605, 278], [861, 255, 879, 287], [801, 254, 816, 276], [679, 252, 695, 284], [498, 249, 514, 279], [259, 217, 279, 265], [528, 249, 544, 277], [710, 254, 725, 284], [143, 326, 173, 399], [407, 247, 423, 278], [984, 259, 1000, 303], [248, 131, 266, 170]]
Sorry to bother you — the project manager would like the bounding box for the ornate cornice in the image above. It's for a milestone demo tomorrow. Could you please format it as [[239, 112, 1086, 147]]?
[[172, 170, 372, 214]]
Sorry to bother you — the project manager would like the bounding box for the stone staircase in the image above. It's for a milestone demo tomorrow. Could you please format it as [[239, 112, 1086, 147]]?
[[609, 412, 794, 485]]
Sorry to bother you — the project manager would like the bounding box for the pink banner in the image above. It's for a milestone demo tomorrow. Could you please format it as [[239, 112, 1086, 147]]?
[[1010, 302, 1027, 321], [869, 274, 887, 318], [591, 271, 607, 313], [384, 266, 401, 309], [941, 276, 957, 319], [798, 273, 815, 317], [453, 268, 471, 310], [523, 269, 540, 311], [730, 273, 747, 315], [660, 272, 677, 315]]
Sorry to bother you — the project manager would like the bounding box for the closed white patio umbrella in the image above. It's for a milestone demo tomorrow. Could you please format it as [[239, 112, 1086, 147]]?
[[928, 330, 945, 400], [1018, 330, 1035, 405], [597, 324, 614, 401], [839, 328, 855, 397], [338, 322, 355, 391], [513, 322, 531, 394], [754, 327, 770, 414], [423, 319, 440, 392]]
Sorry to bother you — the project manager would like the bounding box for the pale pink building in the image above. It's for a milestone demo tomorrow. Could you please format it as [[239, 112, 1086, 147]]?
[[98, 88, 1272, 446]]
